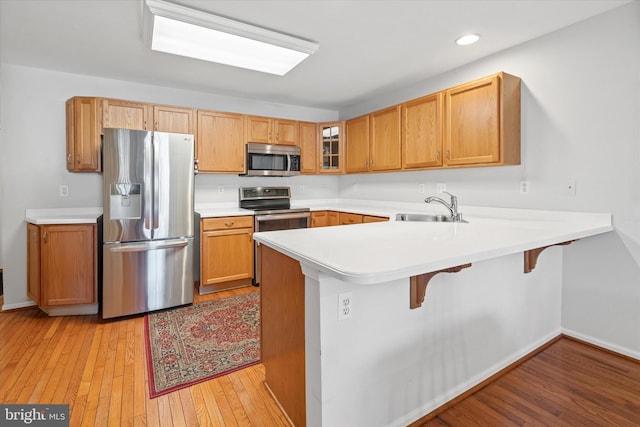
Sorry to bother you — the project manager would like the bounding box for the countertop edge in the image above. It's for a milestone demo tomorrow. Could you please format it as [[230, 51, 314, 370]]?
[[25, 207, 103, 225], [253, 220, 613, 285]]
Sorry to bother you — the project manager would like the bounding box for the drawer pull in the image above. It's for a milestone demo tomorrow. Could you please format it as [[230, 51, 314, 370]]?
[[224, 222, 234, 227]]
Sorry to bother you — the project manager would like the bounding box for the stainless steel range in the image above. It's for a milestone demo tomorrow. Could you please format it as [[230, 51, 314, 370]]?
[[239, 186, 310, 285]]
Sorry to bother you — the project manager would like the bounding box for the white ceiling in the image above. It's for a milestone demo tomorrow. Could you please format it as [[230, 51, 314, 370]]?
[[0, 0, 630, 110]]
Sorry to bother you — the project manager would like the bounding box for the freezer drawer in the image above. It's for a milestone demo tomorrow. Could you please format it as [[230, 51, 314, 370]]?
[[102, 238, 194, 319]]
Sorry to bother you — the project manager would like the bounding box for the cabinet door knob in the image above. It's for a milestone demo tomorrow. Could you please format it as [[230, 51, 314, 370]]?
[[436, 151, 441, 161], [42, 232, 47, 243], [445, 150, 450, 160]]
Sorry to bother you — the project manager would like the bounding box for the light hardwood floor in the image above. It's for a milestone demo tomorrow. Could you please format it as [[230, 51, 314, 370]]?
[[2, 288, 640, 426], [0, 286, 290, 426], [414, 337, 640, 426]]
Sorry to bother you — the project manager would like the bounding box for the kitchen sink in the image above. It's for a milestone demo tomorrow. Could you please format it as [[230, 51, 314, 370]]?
[[395, 213, 467, 223]]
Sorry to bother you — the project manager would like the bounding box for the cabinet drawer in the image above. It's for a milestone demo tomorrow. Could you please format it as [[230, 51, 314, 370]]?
[[340, 212, 363, 225], [202, 216, 253, 231]]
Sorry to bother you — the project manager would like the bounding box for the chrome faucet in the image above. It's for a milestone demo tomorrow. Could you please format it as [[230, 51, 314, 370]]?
[[424, 191, 464, 222]]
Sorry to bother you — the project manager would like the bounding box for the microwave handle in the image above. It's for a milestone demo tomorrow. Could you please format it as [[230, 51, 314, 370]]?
[[286, 153, 291, 174]]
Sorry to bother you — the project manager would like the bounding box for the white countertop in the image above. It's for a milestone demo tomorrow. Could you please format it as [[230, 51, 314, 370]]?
[[25, 208, 103, 225], [253, 204, 613, 285], [196, 206, 255, 218]]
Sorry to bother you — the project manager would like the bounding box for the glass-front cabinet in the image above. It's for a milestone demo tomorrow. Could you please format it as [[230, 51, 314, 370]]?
[[319, 122, 344, 174]]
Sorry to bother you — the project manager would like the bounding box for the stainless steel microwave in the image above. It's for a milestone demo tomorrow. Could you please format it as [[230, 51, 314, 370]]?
[[243, 143, 301, 176]]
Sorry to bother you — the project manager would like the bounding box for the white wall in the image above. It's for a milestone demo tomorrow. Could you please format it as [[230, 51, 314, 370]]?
[[0, 65, 338, 308], [338, 2, 640, 358], [1, 2, 637, 359]]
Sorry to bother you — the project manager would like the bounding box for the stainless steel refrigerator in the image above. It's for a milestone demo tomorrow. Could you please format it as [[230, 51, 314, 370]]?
[[102, 128, 195, 319]]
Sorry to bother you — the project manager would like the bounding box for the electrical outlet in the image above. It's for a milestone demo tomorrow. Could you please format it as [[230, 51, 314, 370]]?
[[566, 179, 577, 196], [59, 185, 69, 197], [418, 183, 425, 193], [338, 292, 353, 320], [353, 184, 358, 193], [218, 185, 224, 193], [519, 181, 530, 194], [436, 183, 447, 193], [298, 184, 305, 192]]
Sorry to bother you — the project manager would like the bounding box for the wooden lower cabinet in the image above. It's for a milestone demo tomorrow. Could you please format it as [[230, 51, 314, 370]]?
[[313, 211, 387, 227], [260, 245, 306, 427], [310, 210, 339, 227], [199, 216, 254, 294], [363, 215, 388, 223], [27, 223, 97, 313], [339, 212, 363, 225]]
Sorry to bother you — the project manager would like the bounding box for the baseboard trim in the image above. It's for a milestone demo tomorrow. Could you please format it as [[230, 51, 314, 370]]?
[[562, 328, 640, 361], [408, 334, 563, 426], [2, 300, 37, 312]]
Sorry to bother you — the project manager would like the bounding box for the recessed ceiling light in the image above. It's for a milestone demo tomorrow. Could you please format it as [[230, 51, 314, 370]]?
[[455, 34, 480, 46], [144, 0, 319, 76]]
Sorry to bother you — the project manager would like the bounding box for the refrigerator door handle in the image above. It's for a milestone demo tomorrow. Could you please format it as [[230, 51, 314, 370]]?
[[153, 135, 160, 231], [110, 239, 190, 253], [144, 132, 153, 233]]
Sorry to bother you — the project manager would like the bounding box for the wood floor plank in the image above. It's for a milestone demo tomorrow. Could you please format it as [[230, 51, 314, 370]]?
[[0, 311, 50, 401], [416, 336, 640, 426], [35, 315, 80, 403], [119, 319, 136, 427], [80, 321, 111, 426], [15, 315, 67, 403], [189, 383, 218, 427], [6, 288, 637, 427], [132, 316, 147, 425], [218, 374, 252, 425], [68, 317, 103, 426]]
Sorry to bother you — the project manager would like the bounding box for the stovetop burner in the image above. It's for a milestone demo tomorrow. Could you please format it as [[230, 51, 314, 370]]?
[[239, 186, 308, 214]]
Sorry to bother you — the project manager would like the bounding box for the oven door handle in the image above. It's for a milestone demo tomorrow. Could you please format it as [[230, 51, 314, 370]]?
[[255, 212, 310, 222]]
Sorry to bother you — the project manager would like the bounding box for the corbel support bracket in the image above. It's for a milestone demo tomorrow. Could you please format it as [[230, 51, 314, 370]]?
[[524, 240, 577, 273], [409, 263, 472, 309]]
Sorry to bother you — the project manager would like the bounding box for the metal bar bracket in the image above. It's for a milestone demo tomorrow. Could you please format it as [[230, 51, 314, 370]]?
[[524, 240, 576, 273], [409, 263, 472, 309]]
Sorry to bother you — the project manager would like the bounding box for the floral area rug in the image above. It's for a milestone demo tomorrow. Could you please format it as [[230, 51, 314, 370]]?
[[144, 292, 260, 398]]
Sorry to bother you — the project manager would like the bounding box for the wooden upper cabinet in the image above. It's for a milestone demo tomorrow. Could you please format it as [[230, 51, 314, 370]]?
[[402, 93, 443, 169], [102, 98, 150, 131], [64, 72, 519, 174], [318, 122, 343, 174], [245, 115, 272, 144], [154, 105, 194, 134], [197, 110, 245, 173], [445, 72, 520, 166], [274, 119, 298, 145], [345, 115, 370, 173], [369, 105, 401, 171], [66, 97, 101, 172], [299, 121, 318, 174], [245, 115, 298, 145]]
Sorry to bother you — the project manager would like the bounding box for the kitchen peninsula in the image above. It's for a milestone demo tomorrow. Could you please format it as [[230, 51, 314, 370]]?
[[254, 206, 612, 427]]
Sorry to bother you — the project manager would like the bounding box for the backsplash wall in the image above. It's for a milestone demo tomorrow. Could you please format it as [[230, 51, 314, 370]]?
[[195, 174, 339, 205]]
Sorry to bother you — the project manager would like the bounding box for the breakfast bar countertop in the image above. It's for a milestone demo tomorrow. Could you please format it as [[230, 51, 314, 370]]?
[[253, 205, 613, 285]]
